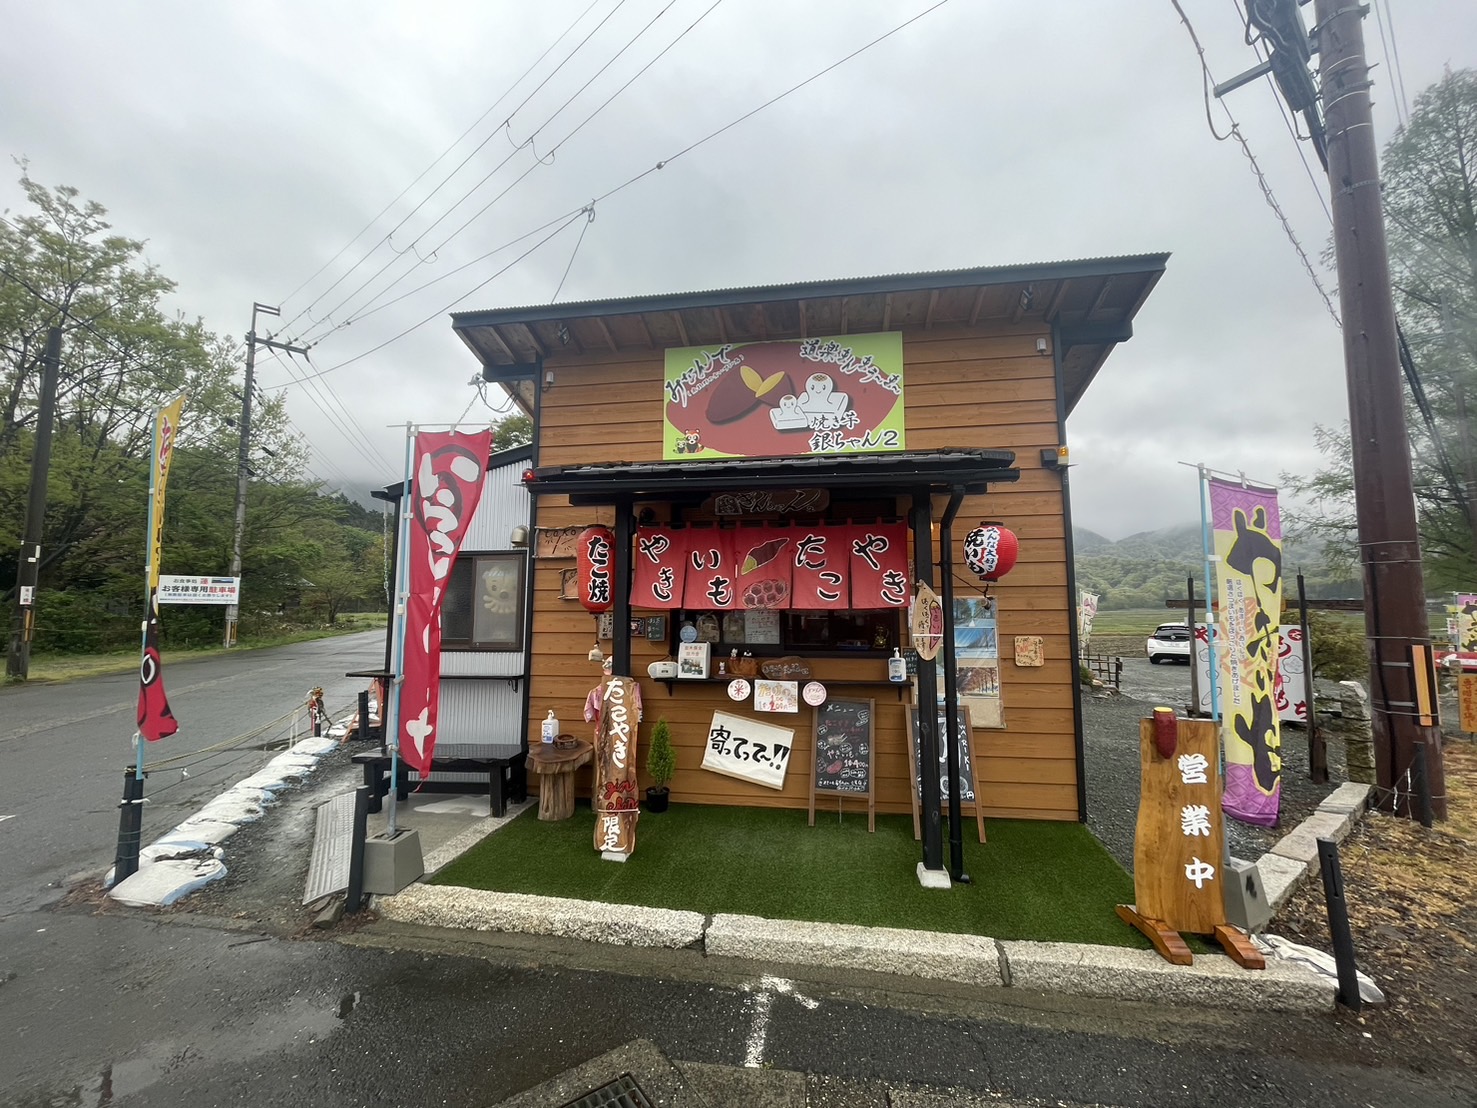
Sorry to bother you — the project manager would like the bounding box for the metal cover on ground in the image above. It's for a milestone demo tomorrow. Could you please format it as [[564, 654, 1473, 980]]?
[[303, 791, 357, 904], [558, 1074, 653, 1108]]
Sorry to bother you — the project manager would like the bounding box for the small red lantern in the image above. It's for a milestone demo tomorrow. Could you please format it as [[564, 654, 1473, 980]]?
[[963, 521, 1018, 582], [577, 526, 615, 613]]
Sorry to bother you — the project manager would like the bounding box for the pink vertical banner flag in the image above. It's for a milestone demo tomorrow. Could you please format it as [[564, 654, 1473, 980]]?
[[398, 430, 493, 776], [1208, 476, 1284, 827]]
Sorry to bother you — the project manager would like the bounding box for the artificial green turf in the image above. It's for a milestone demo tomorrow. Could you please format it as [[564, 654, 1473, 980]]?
[[431, 802, 1149, 948]]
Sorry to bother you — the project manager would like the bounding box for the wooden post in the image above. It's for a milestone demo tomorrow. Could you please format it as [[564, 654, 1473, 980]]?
[[1298, 571, 1327, 783]]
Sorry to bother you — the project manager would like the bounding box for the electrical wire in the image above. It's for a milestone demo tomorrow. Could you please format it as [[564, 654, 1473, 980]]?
[[552, 206, 597, 302], [297, 0, 705, 346], [259, 345, 395, 473], [280, 0, 953, 386], [279, 0, 621, 332], [1169, 0, 1341, 328], [1372, 0, 1411, 126]]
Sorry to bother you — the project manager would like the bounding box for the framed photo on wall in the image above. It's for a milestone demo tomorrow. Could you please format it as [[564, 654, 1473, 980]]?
[[677, 641, 711, 679]]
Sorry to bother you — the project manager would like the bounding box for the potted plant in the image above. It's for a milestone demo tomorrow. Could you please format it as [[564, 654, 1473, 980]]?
[[645, 717, 676, 813]]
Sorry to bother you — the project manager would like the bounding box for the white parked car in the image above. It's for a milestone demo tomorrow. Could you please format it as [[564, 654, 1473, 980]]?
[[1145, 622, 1192, 665]]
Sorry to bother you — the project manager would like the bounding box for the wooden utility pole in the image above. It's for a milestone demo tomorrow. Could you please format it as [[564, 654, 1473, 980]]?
[[223, 303, 306, 647], [1314, 0, 1445, 817], [6, 326, 62, 680]]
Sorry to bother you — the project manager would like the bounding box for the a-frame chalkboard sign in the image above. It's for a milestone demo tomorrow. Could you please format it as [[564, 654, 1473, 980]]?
[[808, 697, 875, 832], [906, 707, 986, 844]]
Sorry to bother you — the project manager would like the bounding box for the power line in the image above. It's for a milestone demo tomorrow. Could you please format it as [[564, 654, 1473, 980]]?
[[552, 206, 597, 302], [283, 0, 955, 386], [279, 0, 605, 313], [296, 0, 696, 346], [281, 0, 635, 337], [1170, 0, 1341, 328], [259, 344, 395, 473], [1371, 0, 1411, 126]]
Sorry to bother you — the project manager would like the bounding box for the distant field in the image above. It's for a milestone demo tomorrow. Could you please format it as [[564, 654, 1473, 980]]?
[[1088, 609, 1173, 635]]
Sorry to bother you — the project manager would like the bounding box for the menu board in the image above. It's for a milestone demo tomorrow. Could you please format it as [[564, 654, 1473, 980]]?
[[906, 708, 986, 843], [808, 697, 875, 832]]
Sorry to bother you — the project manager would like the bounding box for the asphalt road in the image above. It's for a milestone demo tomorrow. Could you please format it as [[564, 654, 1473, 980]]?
[[0, 631, 384, 916], [0, 633, 1469, 1107]]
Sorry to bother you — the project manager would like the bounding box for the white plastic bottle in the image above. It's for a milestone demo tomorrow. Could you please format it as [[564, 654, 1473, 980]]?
[[888, 647, 907, 684], [541, 710, 559, 744]]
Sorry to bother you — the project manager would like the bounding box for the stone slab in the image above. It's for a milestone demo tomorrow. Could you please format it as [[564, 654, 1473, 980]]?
[[1257, 852, 1309, 916], [916, 862, 951, 889], [378, 884, 705, 948], [1000, 940, 1334, 1012], [705, 914, 1004, 987], [487, 1038, 695, 1108], [1318, 782, 1372, 815], [1268, 810, 1354, 873], [681, 1061, 806, 1108]]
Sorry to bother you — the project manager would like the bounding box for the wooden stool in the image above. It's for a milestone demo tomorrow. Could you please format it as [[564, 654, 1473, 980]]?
[[526, 740, 593, 821]]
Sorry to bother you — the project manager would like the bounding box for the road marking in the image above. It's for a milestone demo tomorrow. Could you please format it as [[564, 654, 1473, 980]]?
[[0, 814, 15, 824], [742, 975, 819, 1068]]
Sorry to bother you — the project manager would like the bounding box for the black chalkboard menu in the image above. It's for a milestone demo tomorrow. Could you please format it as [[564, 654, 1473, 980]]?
[[809, 697, 875, 832]]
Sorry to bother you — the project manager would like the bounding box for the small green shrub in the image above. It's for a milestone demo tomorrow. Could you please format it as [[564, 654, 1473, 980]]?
[[646, 718, 676, 790]]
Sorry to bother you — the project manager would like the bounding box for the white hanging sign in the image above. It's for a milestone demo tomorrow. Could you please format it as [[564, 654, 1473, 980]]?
[[701, 710, 795, 790], [158, 575, 241, 605]]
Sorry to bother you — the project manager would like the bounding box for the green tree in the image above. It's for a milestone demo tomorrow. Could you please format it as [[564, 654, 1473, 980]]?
[[1287, 70, 1477, 591]]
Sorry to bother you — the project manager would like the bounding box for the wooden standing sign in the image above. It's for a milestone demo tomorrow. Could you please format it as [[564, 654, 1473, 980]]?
[[906, 708, 986, 844], [809, 697, 875, 832], [1116, 714, 1263, 968]]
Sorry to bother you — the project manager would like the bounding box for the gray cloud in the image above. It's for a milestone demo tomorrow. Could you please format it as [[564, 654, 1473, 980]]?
[[2, 0, 1467, 536]]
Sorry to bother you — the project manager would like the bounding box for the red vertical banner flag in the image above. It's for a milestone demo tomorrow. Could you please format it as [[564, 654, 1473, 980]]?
[[847, 522, 909, 608], [632, 527, 688, 609], [734, 526, 795, 609], [790, 523, 850, 609], [682, 526, 741, 609], [398, 430, 493, 776]]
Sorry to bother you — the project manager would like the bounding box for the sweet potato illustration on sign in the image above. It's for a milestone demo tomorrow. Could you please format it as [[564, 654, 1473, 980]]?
[[706, 364, 796, 424], [741, 536, 790, 575]]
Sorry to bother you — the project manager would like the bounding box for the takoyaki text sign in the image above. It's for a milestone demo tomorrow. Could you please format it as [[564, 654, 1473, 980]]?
[[663, 333, 904, 460]]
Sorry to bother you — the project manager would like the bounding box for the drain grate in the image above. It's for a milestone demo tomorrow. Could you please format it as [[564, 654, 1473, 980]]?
[[557, 1073, 654, 1108]]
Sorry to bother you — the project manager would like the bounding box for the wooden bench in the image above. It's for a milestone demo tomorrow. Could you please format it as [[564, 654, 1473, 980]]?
[[351, 743, 527, 817]]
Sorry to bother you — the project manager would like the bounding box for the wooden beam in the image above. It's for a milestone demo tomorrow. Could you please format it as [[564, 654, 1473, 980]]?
[[882, 292, 894, 330], [1086, 276, 1114, 320], [968, 287, 988, 326], [485, 325, 518, 364], [515, 323, 546, 358], [714, 307, 728, 343], [594, 317, 618, 352], [671, 310, 690, 347], [923, 290, 939, 330], [1043, 280, 1069, 323], [839, 296, 849, 334], [635, 312, 654, 348], [797, 299, 808, 339]]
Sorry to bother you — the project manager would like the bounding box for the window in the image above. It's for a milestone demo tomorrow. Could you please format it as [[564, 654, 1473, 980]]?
[[442, 552, 526, 650]]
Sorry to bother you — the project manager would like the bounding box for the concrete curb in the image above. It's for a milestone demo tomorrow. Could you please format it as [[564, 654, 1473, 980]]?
[[1261, 782, 1372, 913], [377, 884, 706, 948], [999, 940, 1334, 1011], [706, 913, 1005, 987]]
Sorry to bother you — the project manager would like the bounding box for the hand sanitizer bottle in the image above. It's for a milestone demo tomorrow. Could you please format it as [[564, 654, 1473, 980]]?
[[541, 710, 558, 744], [888, 647, 907, 684]]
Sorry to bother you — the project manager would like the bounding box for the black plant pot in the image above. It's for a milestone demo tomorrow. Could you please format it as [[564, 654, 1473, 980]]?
[[645, 787, 670, 813]]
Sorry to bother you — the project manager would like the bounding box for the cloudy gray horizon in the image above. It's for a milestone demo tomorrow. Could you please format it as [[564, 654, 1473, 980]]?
[[3, 0, 1472, 541]]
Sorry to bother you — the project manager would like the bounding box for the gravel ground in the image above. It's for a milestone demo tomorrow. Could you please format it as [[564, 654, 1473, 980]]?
[[1082, 686, 1347, 872]]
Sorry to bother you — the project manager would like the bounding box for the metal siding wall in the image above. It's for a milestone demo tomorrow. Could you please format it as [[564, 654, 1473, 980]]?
[[440, 456, 531, 681], [437, 679, 523, 745], [464, 459, 531, 551]]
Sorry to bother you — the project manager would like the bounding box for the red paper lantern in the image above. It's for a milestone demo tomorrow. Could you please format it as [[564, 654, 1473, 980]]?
[[963, 521, 1018, 582], [577, 526, 615, 613]]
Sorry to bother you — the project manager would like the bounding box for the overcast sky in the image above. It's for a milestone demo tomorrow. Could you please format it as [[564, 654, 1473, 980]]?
[[3, 0, 1473, 539]]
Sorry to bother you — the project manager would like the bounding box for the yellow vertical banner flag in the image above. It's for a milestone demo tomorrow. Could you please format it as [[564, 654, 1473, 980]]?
[[138, 394, 184, 742], [148, 395, 185, 592], [1208, 477, 1283, 828]]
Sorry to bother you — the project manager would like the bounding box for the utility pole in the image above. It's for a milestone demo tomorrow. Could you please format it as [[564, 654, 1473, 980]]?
[[6, 326, 63, 680], [223, 303, 307, 648], [1314, 0, 1445, 818]]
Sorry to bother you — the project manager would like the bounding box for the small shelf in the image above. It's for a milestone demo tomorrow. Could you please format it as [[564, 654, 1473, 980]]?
[[653, 676, 907, 700]]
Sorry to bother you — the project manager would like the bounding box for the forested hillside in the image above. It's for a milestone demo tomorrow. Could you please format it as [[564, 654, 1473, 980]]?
[[1072, 524, 1360, 610]]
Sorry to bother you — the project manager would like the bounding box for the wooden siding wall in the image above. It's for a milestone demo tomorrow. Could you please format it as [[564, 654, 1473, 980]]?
[[529, 323, 1077, 821]]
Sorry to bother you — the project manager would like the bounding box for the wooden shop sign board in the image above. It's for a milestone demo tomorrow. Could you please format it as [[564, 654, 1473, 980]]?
[[1118, 715, 1263, 969], [906, 707, 985, 844], [1460, 673, 1477, 734]]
